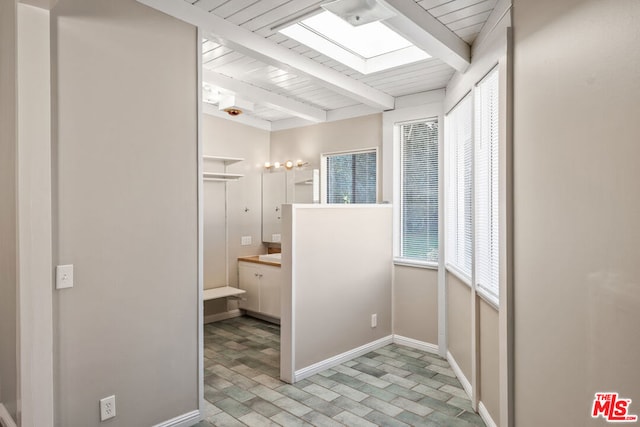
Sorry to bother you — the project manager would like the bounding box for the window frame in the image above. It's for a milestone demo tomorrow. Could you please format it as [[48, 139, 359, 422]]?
[[445, 93, 473, 285], [474, 66, 500, 307], [320, 147, 379, 205], [394, 117, 440, 268]]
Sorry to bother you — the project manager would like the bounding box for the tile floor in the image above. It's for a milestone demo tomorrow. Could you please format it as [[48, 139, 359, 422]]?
[[192, 316, 484, 427]]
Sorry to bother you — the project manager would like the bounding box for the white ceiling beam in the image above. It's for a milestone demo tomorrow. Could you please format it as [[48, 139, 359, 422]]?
[[203, 70, 327, 123], [380, 0, 471, 72], [137, 0, 395, 110]]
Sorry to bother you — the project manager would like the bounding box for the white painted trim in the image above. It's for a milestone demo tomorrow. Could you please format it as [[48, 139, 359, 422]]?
[[152, 410, 201, 427], [294, 335, 393, 382], [137, 0, 395, 110], [478, 401, 498, 427], [196, 26, 205, 421], [16, 5, 54, 426], [0, 404, 17, 427], [446, 351, 472, 401], [203, 309, 242, 325], [393, 259, 438, 270], [203, 70, 326, 123], [280, 205, 295, 383], [392, 335, 439, 355]]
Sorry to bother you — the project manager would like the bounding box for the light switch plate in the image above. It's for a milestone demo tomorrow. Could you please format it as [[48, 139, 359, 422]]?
[[56, 264, 74, 289], [241, 236, 252, 246]]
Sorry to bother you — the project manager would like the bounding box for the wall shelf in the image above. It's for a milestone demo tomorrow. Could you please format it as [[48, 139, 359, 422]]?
[[203, 155, 244, 182], [203, 172, 244, 181], [203, 155, 244, 165]]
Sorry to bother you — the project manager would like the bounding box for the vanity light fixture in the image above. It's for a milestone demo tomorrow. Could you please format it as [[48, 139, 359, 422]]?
[[264, 159, 309, 170]]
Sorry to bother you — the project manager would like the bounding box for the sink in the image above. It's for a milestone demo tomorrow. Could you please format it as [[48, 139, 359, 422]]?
[[258, 253, 282, 263]]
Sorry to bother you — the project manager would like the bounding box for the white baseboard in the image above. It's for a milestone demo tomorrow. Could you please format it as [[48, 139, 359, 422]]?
[[203, 309, 242, 324], [0, 404, 17, 427], [152, 410, 200, 427], [446, 351, 473, 400], [294, 335, 393, 382], [478, 401, 498, 427], [392, 335, 439, 355]]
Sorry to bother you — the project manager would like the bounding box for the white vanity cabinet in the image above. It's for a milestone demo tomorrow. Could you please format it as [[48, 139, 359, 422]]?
[[238, 260, 281, 320]]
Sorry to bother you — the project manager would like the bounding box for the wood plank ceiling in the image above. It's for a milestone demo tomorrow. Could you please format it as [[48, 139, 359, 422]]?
[[192, 0, 498, 128]]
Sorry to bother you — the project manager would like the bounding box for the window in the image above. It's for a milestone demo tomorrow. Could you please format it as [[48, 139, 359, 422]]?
[[279, 11, 430, 75], [475, 68, 500, 304], [398, 119, 439, 264], [323, 149, 377, 204], [445, 95, 473, 280]]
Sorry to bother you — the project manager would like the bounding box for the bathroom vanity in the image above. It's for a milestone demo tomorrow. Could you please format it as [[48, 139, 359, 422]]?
[[237, 254, 282, 322]]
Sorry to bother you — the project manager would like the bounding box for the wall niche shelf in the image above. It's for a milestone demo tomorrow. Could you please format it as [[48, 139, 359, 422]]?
[[203, 155, 244, 165], [203, 172, 244, 182], [203, 155, 244, 182]]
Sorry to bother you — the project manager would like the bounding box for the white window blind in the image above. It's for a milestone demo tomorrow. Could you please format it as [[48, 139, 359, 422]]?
[[445, 95, 473, 280], [475, 68, 500, 304], [325, 150, 377, 203], [399, 119, 439, 263]]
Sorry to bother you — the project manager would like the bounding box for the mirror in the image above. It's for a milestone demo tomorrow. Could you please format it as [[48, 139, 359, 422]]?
[[262, 169, 319, 243]]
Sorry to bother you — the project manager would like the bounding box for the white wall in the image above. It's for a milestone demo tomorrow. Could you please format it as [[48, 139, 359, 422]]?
[[0, 0, 18, 421], [51, 0, 199, 425], [202, 114, 270, 319], [513, 0, 640, 425], [281, 205, 393, 382]]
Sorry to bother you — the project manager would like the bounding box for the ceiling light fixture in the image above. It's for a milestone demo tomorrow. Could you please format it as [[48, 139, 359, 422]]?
[[223, 108, 242, 116], [321, 0, 395, 26]]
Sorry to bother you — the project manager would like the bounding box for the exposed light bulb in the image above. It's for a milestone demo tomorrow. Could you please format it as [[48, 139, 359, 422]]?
[[285, 160, 294, 170], [274, 162, 281, 169], [264, 162, 272, 169]]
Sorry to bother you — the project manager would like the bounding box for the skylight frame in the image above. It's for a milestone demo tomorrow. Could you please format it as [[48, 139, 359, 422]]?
[[279, 11, 430, 75]]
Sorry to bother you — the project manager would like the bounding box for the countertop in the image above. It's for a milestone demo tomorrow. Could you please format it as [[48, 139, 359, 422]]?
[[238, 255, 281, 267]]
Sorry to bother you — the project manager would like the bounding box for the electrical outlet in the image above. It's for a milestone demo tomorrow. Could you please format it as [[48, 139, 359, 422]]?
[[241, 236, 252, 246], [100, 395, 116, 421], [371, 314, 377, 328], [271, 233, 281, 242]]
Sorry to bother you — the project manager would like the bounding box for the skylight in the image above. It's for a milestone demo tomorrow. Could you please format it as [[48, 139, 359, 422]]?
[[280, 11, 430, 75]]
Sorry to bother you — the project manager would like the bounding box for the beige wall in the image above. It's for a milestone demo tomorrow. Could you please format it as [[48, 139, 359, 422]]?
[[0, 0, 18, 421], [479, 299, 499, 423], [202, 114, 270, 318], [51, 0, 198, 425], [513, 0, 640, 425], [394, 266, 438, 344], [271, 114, 383, 199], [443, 4, 510, 423], [282, 205, 393, 378], [446, 272, 472, 380]]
